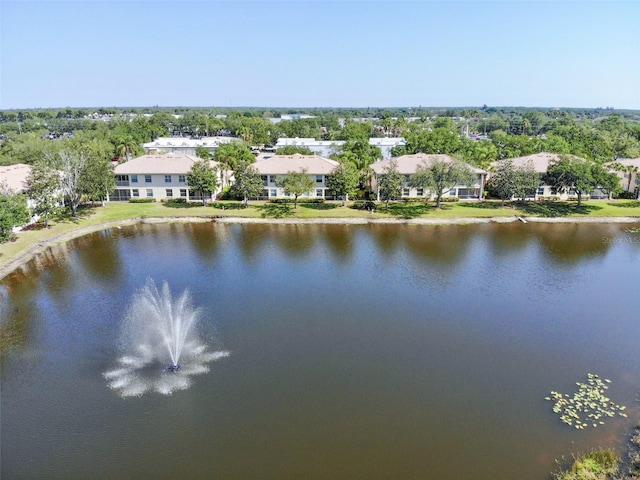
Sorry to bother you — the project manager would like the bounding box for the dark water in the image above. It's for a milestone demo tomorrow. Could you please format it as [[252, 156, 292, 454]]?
[[1, 222, 639, 480]]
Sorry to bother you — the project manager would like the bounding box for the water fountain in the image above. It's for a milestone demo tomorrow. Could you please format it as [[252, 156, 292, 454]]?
[[104, 279, 229, 397]]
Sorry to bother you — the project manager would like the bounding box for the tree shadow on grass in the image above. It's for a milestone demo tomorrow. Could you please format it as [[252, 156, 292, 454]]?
[[211, 202, 246, 210], [385, 202, 436, 219], [56, 205, 94, 224], [256, 203, 293, 219], [607, 201, 640, 208], [519, 201, 602, 217], [163, 201, 205, 209], [458, 201, 512, 210], [299, 203, 339, 211]]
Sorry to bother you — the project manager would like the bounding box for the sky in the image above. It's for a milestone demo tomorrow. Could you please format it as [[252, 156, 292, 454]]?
[[1, 0, 639, 110]]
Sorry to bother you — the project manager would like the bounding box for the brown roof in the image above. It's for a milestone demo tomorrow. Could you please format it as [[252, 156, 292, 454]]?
[[252, 154, 340, 174], [114, 153, 220, 175], [370, 153, 486, 175], [0, 163, 32, 193]]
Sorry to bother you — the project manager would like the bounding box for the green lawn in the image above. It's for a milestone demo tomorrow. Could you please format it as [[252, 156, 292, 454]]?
[[1, 199, 639, 274]]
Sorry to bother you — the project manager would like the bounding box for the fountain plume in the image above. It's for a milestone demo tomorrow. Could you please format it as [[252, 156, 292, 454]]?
[[104, 279, 229, 397]]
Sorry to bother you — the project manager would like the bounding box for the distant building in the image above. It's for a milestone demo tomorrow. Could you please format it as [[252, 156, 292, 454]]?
[[141, 136, 237, 156], [274, 137, 405, 159]]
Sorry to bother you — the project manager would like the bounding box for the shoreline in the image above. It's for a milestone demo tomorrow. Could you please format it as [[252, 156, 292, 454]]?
[[1, 214, 639, 281]]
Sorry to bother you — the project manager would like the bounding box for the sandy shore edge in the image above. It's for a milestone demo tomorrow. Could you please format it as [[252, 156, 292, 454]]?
[[1, 215, 639, 281]]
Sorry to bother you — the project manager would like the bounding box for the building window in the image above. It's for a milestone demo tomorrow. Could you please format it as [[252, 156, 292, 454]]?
[[166, 189, 173, 197], [537, 187, 545, 196], [262, 175, 268, 186], [132, 189, 139, 197], [180, 189, 187, 197], [165, 175, 172, 183], [416, 188, 424, 196], [316, 175, 323, 183], [131, 175, 138, 183], [403, 188, 410, 196], [269, 175, 276, 184], [146, 189, 153, 197], [450, 188, 457, 196], [316, 189, 323, 197], [270, 189, 277, 197], [145, 175, 152, 183], [178, 175, 186, 183]]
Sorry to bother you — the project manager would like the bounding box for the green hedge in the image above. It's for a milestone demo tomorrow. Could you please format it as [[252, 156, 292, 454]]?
[[269, 198, 325, 204], [350, 200, 377, 211], [129, 198, 156, 203]]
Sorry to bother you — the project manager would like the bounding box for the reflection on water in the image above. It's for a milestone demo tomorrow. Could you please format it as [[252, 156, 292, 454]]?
[[74, 230, 122, 284], [1, 221, 639, 480]]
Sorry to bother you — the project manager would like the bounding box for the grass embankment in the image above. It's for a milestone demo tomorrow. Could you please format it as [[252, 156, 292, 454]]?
[[554, 421, 640, 480], [1, 199, 639, 278]]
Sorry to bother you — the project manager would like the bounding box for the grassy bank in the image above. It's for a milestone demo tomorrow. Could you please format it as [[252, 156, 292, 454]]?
[[554, 421, 640, 480], [1, 199, 639, 278]]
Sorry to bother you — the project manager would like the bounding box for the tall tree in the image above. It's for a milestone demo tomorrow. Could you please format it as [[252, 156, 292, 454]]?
[[377, 159, 403, 208], [410, 158, 475, 208], [590, 163, 622, 199], [276, 168, 315, 208], [511, 161, 541, 202], [186, 160, 219, 205], [0, 189, 30, 242], [543, 155, 594, 207], [232, 161, 264, 206], [26, 160, 61, 226], [214, 143, 255, 187], [81, 157, 116, 207], [487, 159, 518, 206], [326, 162, 359, 205], [195, 145, 211, 160], [57, 151, 88, 217]]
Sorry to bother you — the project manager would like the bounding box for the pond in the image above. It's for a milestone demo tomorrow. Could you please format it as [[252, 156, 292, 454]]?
[[1, 222, 639, 479]]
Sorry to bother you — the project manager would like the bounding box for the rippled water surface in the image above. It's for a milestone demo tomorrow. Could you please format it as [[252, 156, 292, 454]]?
[[1, 222, 639, 479]]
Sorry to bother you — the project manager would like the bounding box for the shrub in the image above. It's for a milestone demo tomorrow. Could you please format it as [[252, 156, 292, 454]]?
[[129, 198, 156, 203], [165, 198, 187, 204], [269, 198, 324, 204], [615, 191, 638, 200], [440, 197, 460, 202], [350, 200, 377, 211], [217, 186, 234, 200]]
